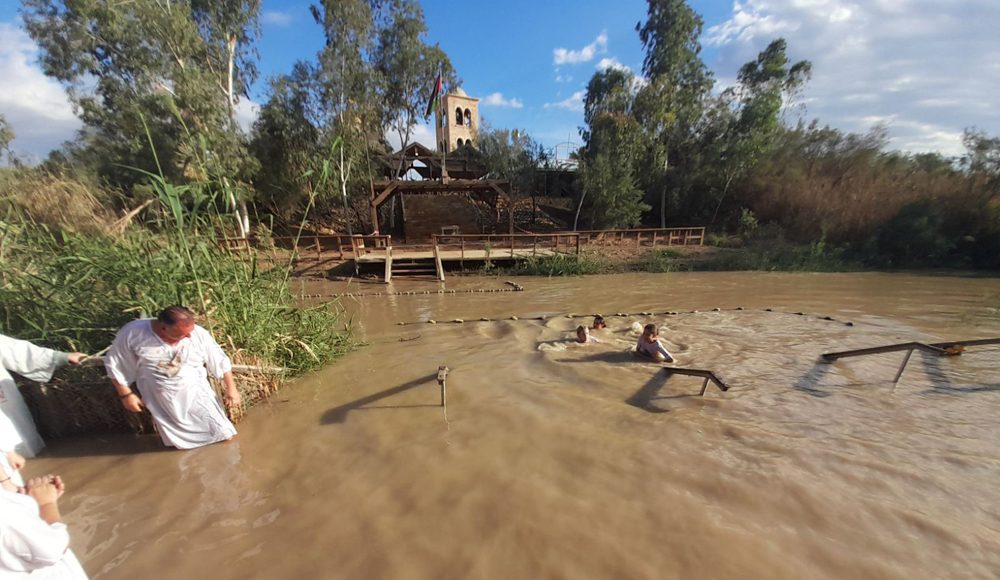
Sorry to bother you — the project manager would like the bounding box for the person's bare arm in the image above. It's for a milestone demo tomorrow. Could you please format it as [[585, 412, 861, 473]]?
[[221, 372, 241, 410], [111, 379, 144, 413]]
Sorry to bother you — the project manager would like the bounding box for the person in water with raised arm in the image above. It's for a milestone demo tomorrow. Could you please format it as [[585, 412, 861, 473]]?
[[635, 324, 674, 362], [575, 325, 599, 344]]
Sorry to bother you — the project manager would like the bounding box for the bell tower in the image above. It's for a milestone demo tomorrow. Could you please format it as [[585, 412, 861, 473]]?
[[435, 87, 479, 153]]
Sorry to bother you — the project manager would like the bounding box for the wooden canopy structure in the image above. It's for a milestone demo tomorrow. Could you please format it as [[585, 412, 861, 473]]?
[[377, 142, 485, 181], [371, 142, 513, 238]]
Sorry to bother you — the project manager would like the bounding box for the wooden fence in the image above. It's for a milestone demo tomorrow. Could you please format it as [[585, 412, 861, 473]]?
[[573, 227, 705, 248], [431, 232, 582, 259]]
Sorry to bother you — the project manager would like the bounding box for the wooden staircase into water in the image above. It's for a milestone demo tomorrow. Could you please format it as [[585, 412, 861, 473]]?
[[383, 245, 445, 282]]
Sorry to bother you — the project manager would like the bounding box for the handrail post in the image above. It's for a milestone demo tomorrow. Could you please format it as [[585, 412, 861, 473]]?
[[384, 245, 393, 283], [437, 366, 449, 407], [575, 234, 580, 255], [893, 349, 914, 384]]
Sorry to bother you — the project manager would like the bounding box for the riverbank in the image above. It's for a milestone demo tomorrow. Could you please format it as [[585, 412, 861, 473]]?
[[484, 238, 1000, 277], [484, 241, 861, 277]]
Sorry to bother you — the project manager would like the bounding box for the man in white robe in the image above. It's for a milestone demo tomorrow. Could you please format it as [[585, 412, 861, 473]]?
[[104, 306, 241, 449], [0, 467, 88, 579], [0, 335, 86, 485]]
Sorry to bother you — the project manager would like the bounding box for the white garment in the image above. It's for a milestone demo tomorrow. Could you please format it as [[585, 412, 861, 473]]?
[[104, 320, 236, 449], [0, 490, 88, 579], [0, 334, 66, 458], [636, 337, 674, 362]]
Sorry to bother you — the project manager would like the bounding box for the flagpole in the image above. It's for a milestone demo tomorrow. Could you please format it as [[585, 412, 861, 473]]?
[[441, 78, 448, 183]]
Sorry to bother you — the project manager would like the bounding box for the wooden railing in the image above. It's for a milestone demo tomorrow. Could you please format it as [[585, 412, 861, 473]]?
[[821, 337, 1000, 384], [573, 227, 705, 247], [218, 234, 390, 260], [432, 232, 582, 259]]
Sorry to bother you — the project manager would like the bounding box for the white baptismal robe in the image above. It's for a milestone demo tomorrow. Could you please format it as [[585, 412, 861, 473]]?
[[0, 334, 65, 459], [0, 490, 88, 579], [104, 320, 237, 449]]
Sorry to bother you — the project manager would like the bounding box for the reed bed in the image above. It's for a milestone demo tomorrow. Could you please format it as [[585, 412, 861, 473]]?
[[0, 154, 351, 438]]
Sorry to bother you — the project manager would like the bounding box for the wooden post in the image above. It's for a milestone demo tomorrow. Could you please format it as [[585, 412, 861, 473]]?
[[434, 243, 445, 282], [575, 234, 581, 256], [510, 234, 514, 258], [893, 349, 914, 384], [533, 236, 538, 257], [384, 245, 393, 283], [437, 366, 449, 407], [636, 231, 642, 249]]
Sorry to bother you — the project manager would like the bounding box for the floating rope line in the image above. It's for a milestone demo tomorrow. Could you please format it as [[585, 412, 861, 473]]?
[[299, 285, 524, 299], [392, 308, 857, 327]]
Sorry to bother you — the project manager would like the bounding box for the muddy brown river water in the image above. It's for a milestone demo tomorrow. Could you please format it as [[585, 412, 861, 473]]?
[[27, 272, 1000, 579]]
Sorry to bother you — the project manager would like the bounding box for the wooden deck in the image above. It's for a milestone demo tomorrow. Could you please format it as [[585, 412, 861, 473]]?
[[356, 247, 560, 263]]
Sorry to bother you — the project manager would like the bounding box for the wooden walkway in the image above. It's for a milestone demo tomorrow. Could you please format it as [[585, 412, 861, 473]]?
[[219, 226, 707, 280]]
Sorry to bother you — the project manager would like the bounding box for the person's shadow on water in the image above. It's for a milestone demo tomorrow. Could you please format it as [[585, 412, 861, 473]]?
[[555, 350, 638, 365]]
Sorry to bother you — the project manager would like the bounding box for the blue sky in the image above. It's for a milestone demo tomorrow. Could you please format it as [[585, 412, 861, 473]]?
[[2, 0, 999, 162]]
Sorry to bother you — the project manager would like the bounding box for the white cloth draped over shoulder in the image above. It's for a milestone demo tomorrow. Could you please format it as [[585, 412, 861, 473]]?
[[0, 490, 88, 579], [0, 334, 66, 459], [104, 320, 236, 449]]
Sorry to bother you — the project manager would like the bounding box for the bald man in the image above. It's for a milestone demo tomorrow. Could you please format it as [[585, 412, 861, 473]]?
[[105, 306, 241, 449]]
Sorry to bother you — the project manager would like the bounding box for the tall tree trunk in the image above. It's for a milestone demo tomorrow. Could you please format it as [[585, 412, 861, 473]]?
[[709, 172, 736, 226], [226, 32, 249, 239], [340, 144, 354, 237], [572, 189, 587, 231], [660, 152, 668, 228]]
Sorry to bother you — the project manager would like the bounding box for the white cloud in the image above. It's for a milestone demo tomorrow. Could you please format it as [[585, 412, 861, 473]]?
[[596, 57, 630, 73], [261, 11, 293, 27], [0, 22, 81, 162], [385, 122, 435, 151], [544, 91, 585, 112], [707, 0, 1000, 155], [480, 92, 524, 109], [553, 32, 607, 65], [234, 98, 260, 132]]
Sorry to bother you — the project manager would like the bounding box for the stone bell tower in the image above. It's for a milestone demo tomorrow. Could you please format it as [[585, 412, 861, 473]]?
[[435, 87, 479, 153]]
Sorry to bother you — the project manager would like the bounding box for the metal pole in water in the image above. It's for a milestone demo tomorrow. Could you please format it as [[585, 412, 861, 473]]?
[[893, 349, 914, 384], [437, 365, 449, 407]]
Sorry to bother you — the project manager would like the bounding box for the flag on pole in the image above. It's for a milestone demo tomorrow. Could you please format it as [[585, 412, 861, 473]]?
[[424, 72, 442, 119]]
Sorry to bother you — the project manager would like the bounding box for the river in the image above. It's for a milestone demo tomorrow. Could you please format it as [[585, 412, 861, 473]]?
[[29, 272, 1000, 579]]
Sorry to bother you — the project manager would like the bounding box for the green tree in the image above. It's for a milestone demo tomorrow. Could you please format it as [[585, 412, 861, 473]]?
[[634, 0, 714, 227], [373, 0, 456, 178], [476, 123, 544, 194], [310, 0, 383, 236], [576, 68, 649, 229], [249, 62, 323, 217], [0, 114, 14, 165], [962, 128, 1000, 197], [708, 38, 811, 223], [22, 0, 261, 234]]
